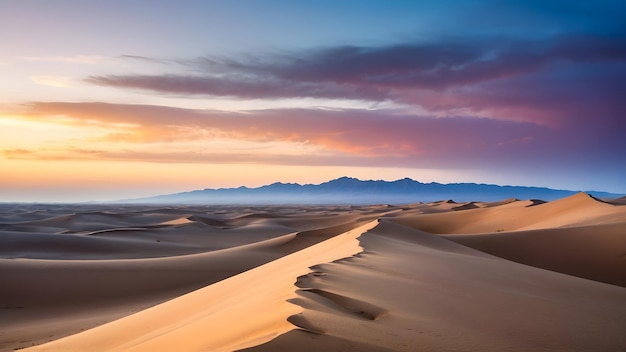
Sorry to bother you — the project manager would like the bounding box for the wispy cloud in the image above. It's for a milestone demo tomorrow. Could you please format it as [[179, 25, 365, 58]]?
[[19, 102, 559, 169], [2, 145, 365, 166], [86, 74, 388, 101], [30, 75, 73, 88], [85, 34, 626, 128], [197, 34, 626, 89], [22, 55, 114, 65]]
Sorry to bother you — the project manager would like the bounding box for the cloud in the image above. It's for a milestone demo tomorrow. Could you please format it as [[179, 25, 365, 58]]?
[[222, 34, 626, 88], [409, 61, 626, 127], [119, 55, 167, 63], [85, 34, 626, 130], [89, 34, 626, 94], [22, 55, 113, 65], [21, 102, 560, 169], [3, 148, 34, 158], [13, 97, 625, 180], [87, 74, 388, 100], [30, 75, 73, 88], [2, 145, 366, 167]]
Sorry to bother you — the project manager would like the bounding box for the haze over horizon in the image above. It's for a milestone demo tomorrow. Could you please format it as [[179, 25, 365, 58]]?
[[1, 1, 625, 202]]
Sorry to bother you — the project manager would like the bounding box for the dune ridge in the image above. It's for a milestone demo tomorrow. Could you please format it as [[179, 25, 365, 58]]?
[[245, 219, 626, 351], [0, 205, 383, 351], [22, 220, 379, 351], [391, 192, 626, 233]]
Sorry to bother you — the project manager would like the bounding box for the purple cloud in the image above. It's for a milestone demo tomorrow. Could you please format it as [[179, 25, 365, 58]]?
[[23, 102, 565, 169], [87, 74, 388, 100], [89, 34, 626, 97], [85, 34, 626, 137]]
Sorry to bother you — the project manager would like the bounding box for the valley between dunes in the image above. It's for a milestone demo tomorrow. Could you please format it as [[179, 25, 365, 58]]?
[[1, 192, 625, 351]]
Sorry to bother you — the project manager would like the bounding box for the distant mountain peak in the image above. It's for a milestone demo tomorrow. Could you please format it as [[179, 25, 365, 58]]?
[[326, 176, 360, 183]]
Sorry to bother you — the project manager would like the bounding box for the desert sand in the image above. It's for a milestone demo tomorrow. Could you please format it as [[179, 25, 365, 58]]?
[[1, 193, 625, 351]]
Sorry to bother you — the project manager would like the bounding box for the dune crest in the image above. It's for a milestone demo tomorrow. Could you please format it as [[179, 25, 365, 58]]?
[[244, 219, 626, 351], [23, 221, 379, 352], [391, 192, 626, 234]]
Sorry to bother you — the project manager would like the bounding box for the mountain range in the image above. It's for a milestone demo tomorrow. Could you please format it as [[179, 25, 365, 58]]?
[[120, 177, 624, 205]]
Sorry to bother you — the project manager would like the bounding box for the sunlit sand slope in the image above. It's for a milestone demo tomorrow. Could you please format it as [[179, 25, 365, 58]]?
[[23, 221, 379, 352]]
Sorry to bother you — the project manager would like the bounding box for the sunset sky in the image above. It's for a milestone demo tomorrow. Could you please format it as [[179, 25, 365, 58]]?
[[1, 0, 625, 202]]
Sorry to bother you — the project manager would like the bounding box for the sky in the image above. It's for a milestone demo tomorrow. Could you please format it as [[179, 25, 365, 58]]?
[[1, 0, 625, 202]]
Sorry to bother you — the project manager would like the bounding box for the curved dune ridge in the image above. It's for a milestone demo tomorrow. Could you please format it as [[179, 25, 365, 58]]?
[[0, 193, 624, 351]]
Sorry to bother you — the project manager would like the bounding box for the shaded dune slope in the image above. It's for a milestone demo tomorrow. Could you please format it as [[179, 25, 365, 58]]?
[[390, 193, 626, 287], [445, 222, 626, 286], [244, 220, 626, 351]]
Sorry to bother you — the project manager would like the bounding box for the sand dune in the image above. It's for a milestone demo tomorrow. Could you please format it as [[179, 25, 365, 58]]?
[[391, 192, 626, 233], [246, 220, 626, 351], [21, 221, 379, 352], [0, 194, 624, 351], [608, 195, 626, 205], [0, 204, 381, 351], [445, 222, 626, 287]]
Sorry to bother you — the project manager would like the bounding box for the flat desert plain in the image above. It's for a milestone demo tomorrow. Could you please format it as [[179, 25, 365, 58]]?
[[1, 192, 625, 351]]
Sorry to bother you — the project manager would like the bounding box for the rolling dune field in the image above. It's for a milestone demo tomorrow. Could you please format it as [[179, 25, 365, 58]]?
[[1, 193, 625, 351]]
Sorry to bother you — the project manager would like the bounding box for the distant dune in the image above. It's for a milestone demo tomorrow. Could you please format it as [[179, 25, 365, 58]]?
[[1, 192, 625, 351]]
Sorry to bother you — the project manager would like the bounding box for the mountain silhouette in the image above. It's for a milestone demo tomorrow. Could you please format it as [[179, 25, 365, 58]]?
[[120, 177, 623, 204]]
